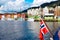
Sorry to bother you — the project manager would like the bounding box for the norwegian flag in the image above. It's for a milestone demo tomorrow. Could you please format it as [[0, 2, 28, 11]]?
[[39, 29, 44, 40], [39, 19, 49, 40], [40, 19, 49, 35]]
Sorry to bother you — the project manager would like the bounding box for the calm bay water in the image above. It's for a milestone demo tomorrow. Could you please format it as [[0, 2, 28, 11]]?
[[0, 21, 40, 40], [0, 21, 59, 40]]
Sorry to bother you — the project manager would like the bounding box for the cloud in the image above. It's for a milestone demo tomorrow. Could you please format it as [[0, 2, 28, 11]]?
[[0, 0, 57, 13], [0, 0, 16, 5], [0, 0, 31, 12]]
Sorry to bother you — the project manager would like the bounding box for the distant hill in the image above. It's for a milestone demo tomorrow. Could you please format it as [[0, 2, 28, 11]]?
[[41, 1, 59, 8]]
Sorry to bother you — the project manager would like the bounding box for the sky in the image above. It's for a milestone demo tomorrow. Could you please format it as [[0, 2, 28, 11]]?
[[0, 0, 57, 13]]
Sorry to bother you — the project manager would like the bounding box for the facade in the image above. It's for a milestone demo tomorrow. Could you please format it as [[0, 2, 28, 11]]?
[[43, 7, 54, 20], [27, 6, 55, 21], [27, 7, 42, 21], [54, 6, 60, 17], [27, 7, 42, 15], [0, 12, 26, 21]]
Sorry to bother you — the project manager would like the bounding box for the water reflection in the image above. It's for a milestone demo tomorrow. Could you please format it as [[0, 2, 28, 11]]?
[[0, 21, 39, 40]]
